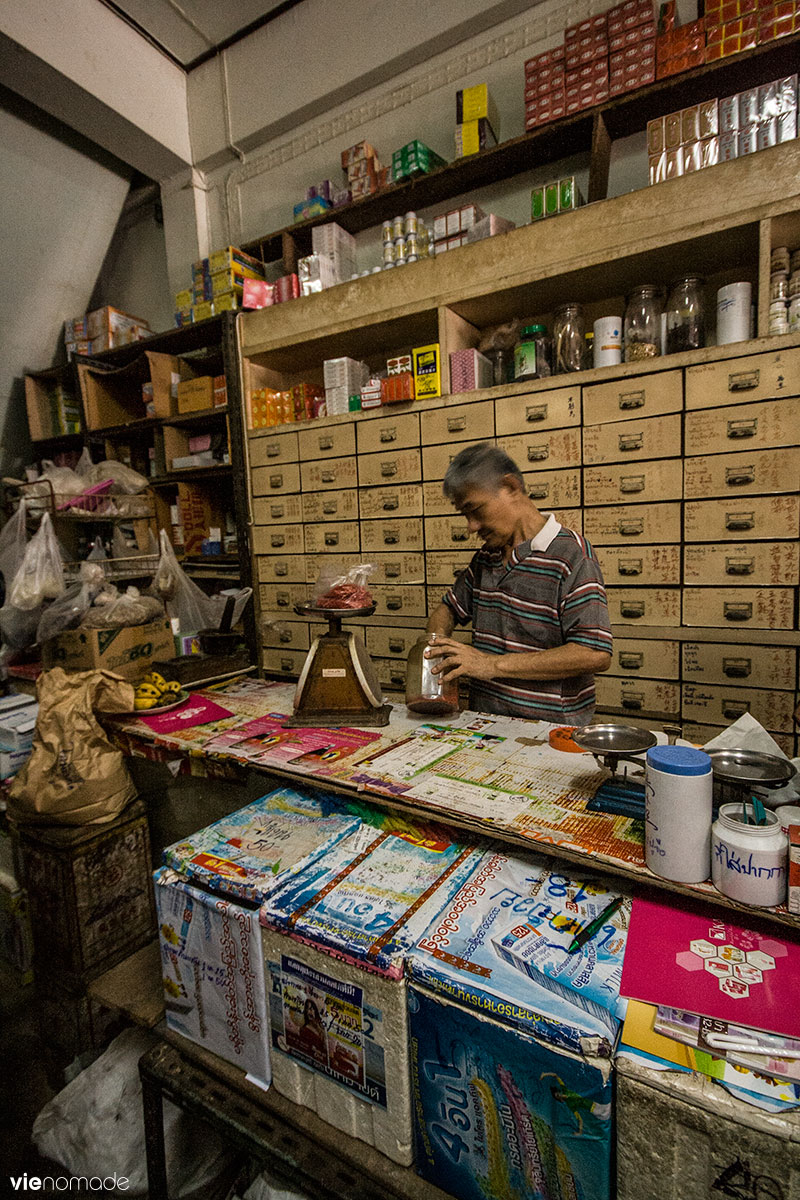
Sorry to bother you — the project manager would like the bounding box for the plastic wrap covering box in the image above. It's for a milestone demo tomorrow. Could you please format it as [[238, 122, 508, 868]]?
[[261, 817, 482, 1165], [409, 848, 626, 1058], [616, 1053, 800, 1200], [162, 787, 361, 905], [409, 984, 613, 1200], [154, 867, 270, 1086]]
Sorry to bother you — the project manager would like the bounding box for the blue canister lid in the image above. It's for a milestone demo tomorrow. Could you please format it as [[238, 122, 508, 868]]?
[[646, 745, 712, 776]]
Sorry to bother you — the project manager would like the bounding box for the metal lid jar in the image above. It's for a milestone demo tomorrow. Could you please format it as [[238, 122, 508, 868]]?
[[624, 285, 662, 362], [666, 276, 705, 353], [514, 323, 552, 381]]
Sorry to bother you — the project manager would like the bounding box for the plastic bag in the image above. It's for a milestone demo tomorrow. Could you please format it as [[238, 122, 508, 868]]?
[[8, 512, 64, 610], [0, 500, 29, 599], [36, 561, 107, 643], [84, 459, 150, 494], [82, 585, 164, 628], [74, 447, 94, 477], [0, 602, 44, 651], [311, 561, 375, 609], [153, 529, 217, 633]]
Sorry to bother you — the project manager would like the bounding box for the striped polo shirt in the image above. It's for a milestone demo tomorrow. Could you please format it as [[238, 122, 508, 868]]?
[[442, 513, 613, 723]]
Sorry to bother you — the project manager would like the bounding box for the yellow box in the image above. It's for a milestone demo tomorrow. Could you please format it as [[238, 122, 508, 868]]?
[[175, 288, 193, 310], [192, 301, 214, 322], [413, 343, 442, 399], [459, 83, 490, 121], [177, 375, 215, 413]]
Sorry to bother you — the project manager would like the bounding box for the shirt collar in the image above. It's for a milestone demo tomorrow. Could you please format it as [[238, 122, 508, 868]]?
[[529, 512, 561, 552]]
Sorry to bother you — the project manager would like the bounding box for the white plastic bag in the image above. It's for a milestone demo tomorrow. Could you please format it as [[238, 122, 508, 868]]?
[[36, 561, 106, 643], [8, 512, 64, 609], [0, 500, 29, 597], [311, 561, 375, 608], [84, 459, 149, 494], [153, 529, 216, 633]]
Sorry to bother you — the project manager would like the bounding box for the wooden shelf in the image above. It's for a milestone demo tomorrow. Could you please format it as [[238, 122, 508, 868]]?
[[150, 464, 232, 486], [611, 626, 800, 646], [162, 406, 228, 428], [30, 431, 84, 451], [87, 416, 162, 439]]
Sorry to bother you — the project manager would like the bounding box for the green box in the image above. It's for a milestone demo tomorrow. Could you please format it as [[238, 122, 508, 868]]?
[[559, 175, 583, 212], [545, 183, 559, 216], [531, 186, 546, 221]]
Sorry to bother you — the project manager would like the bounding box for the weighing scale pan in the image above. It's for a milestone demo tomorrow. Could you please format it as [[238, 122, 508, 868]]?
[[294, 603, 376, 618], [572, 723, 658, 757], [707, 748, 797, 789]]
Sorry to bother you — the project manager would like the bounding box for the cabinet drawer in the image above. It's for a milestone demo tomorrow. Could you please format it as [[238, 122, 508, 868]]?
[[423, 481, 451, 515], [262, 647, 306, 676], [495, 386, 580, 435], [421, 401, 494, 444], [426, 551, 475, 586], [259, 583, 307, 613], [683, 446, 800, 498], [682, 722, 796, 757], [583, 368, 682, 424], [257, 555, 307, 583], [422, 439, 486, 481], [252, 494, 303, 524], [682, 586, 795, 628], [597, 544, 680, 585], [583, 502, 681, 544], [361, 518, 423, 552], [682, 642, 797, 690], [252, 524, 304, 555], [366, 626, 427, 659], [298, 422, 355, 460], [684, 495, 800, 541], [303, 490, 359, 521], [359, 484, 423, 519], [248, 430, 299, 466], [368, 553, 426, 584], [595, 676, 680, 716], [374, 656, 408, 691], [684, 541, 799, 586], [559, 508, 583, 532], [424, 515, 481, 551], [304, 555, 361, 583], [301, 456, 358, 491], [252, 463, 301, 495], [497, 428, 581, 472], [357, 412, 419, 453], [524, 467, 582, 508], [261, 619, 310, 651], [583, 459, 682, 505], [304, 521, 360, 554], [583, 414, 681, 465], [684, 396, 800, 455], [370, 585, 426, 617], [681, 683, 796, 733], [607, 637, 680, 678], [685, 346, 800, 410], [606, 586, 681, 625], [359, 448, 421, 487]]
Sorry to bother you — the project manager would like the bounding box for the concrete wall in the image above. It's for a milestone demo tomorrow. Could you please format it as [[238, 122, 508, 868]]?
[[90, 188, 174, 336]]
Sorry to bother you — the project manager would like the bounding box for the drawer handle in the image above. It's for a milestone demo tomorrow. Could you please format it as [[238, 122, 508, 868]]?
[[383, 533, 399, 545], [266, 444, 280, 458], [722, 509, 754, 531], [322, 500, 337, 514], [277, 594, 290, 608], [725, 556, 754, 575], [451, 528, 469, 542], [525, 403, 548, 422], [619, 652, 643, 670], [269, 473, 283, 488], [389, 639, 404, 653], [321, 469, 336, 483], [528, 484, 549, 500], [619, 433, 643, 452], [275, 563, 288, 577], [620, 601, 645, 618], [727, 419, 757, 439], [527, 445, 549, 462], [622, 696, 643, 710], [319, 435, 333, 450], [618, 559, 643, 576], [271, 534, 285, 548], [279, 630, 292, 644], [383, 496, 399, 511], [381, 461, 398, 477], [728, 369, 759, 392], [385, 564, 401, 578], [447, 416, 467, 432], [725, 465, 755, 486], [390, 671, 405, 685], [619, 389, 645, 410], [723, 656, 751, 678], [324, 532, 339, 546], [618, 519, 643, 536], [380, 428, 398, 443], [280, 657, 294, 671], [722, 699, 750, 720], [387, 597, 403, 610], [723, 602, 753, 621], [620, 475, 645, 494], [270, 504, 285, 518]]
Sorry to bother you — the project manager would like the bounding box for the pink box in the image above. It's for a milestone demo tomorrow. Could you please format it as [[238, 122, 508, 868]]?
[[188, 433, 212, 453], [242, 279, 275, 310], [449, 348, 494, 394]]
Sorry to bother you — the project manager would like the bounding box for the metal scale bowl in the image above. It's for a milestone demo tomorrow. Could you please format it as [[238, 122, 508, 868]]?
[[286, 603, 391, 728], [571, 723, 658, 818], [706, 748, 797, 807]]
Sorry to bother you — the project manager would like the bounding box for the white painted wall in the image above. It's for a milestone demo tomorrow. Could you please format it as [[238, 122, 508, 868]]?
[[90, 190, 174, 336]]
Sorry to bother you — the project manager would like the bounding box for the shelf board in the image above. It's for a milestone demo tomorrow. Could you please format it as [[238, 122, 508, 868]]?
[[150, 463, 233, 486], [87, 416, 161, 439], [240, 34, 800, 265], [30, 431, 84, 450], [162, 406, 228, 428]]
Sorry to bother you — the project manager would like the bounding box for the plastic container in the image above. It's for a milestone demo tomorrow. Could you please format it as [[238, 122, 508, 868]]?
[[553, 303, 586, 372], [645, 745, 713, 883], [711, 803, 788, 907], [624, 286, 662, 362], [514, 324, 552, 380], [665, 277, 705, 353], [405, 635, 459, 715], [593, 316, 623, 367], [716, 281, 751, 344], [773, 804, 800, 836]]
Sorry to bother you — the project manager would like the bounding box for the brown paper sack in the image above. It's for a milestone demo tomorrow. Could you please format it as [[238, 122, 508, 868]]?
[[8, 668, 137, 827]]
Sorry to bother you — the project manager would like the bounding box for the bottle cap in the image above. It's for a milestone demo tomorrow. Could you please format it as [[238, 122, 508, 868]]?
[[647, 745, 711, 776]]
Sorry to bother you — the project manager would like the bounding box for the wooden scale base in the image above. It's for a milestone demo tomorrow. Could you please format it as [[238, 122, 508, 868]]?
[[285, 604, 391, 728]]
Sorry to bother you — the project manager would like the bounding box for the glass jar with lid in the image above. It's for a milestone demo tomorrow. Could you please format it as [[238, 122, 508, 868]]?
[[405, 635, 459, 715], [624, 285, 662, 362], [666, 276, 705, 354], [514, 324, 552, 380], [552, 303, 586, 373]]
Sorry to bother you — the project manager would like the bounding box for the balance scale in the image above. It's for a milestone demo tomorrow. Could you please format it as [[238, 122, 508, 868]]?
[[572, 723, 659, 819], [286, 603, 391, 728]]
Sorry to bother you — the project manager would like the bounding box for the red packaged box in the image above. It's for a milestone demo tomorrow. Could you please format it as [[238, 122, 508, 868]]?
[[275, 274, 300, 303], [658, 0, 676, 32], [759, 12, 797, 38], [242, 279, 275, 310], [524, 46, 564, 73], [380, 372, 415, 404]]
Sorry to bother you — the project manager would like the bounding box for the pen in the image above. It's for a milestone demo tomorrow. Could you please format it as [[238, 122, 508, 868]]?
[[566, 896, 624, 955]]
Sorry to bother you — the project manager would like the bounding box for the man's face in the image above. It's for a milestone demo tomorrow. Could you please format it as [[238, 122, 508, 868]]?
[[455, 481, 519, 549]]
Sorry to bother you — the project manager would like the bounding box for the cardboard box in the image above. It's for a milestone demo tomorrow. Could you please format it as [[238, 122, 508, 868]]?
[[85, 305, 150, 349], [42, 618, 174, 680], [789, 825, 800, 915], [412, 343, 442, 399], [177, 375, 215, 413], [178, 483, 226, 559]]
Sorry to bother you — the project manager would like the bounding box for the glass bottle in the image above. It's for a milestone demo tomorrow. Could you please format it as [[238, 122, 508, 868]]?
[[514, 324, 552, 380], [552, 303, 586, 373], [666, 276, 705, 353], [624, 285, 663, 362], [405, 635, 459, 715]]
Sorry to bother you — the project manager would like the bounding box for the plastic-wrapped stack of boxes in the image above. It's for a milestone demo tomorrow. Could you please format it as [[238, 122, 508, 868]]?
[[531, 175, 584, 220], [656, 14, 706, 77], [392, 140, 447, 181], [564, 12, 610, 115], [342, 141, 389, 200], [312, 223, 357, 282], [757, 0, 800, 42], [64, 306, 151, 356], [431, 203, 486, 254], [455, 83, 498, 157], [176, 246, 266, 325], [609, 0, 657, 95], [647, 100, 720, 182], [324, 356, 369, 416], [247, 382, 325, 429], [524, 47, 566, 130]]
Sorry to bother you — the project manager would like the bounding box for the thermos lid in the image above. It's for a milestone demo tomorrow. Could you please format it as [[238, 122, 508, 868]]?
[[646, 745, 712, 776]]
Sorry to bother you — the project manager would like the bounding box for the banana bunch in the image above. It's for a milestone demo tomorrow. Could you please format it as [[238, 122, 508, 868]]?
[[134, 671, 182, 710]]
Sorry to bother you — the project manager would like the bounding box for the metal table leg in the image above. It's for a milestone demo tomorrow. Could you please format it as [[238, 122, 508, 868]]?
[[140, 1048, 170, 1200]]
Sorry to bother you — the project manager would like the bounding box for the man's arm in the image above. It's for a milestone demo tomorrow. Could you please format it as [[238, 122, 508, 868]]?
[[426, 602, 455, 640], [427, 638, 611, 683]]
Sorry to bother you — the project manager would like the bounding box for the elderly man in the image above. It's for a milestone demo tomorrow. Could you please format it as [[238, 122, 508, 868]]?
[[426, 442, 612, 723]]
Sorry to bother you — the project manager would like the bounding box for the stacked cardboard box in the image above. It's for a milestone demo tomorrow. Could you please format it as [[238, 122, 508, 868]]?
[[524, 46, 566, 130], [531, 174, 585, 220], [455, 83, 498, 157], [341, 140, 390, 200], [311, 222, 357, 282], [175, 246, 266, 325], [324, 355, 369, 415], [609, 0, 657, 95], [648, 100, 720, 182], [391, 140, 447, 181], [656, 16, 706, 76], [431, 203, 486, 254], [64, 306, 150, 357], [757, 0, 799, 42], [565, 13, 610, 114]]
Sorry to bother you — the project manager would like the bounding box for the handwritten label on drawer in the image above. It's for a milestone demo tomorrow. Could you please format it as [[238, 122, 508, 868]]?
[[684, 542, 799, 586], [682, 642, 796, 690], [301, 457, 358, 491], [682, 586, 794, 628], [498, 429, 581, 471], [683, 447, 800, 498], [605, 587, 681, 625], [302, 490, 359, 521], [358, 448, 421, 487], [584, 459, 682, 505], [494, 387, 580, 435], [366, 553, 426, 584], [583, 414, 681, 465], [597, 545, 680, 586], [683, 495, 800, 541], [583, 502, 681, 544], [684, 396, 800, 455], [360, 518, 424, 552], [359, 484, 423, 519]]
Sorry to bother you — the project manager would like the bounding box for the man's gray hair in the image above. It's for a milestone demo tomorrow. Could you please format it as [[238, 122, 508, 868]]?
[[443, 441, 525, 503]]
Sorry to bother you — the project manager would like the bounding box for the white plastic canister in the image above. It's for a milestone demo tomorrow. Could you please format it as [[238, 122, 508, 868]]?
[[711, 804, 788, 907], [645, 745, 713, 883]]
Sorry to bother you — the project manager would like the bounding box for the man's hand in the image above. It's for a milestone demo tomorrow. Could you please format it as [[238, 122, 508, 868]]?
[[426, 637, 497, 682]]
